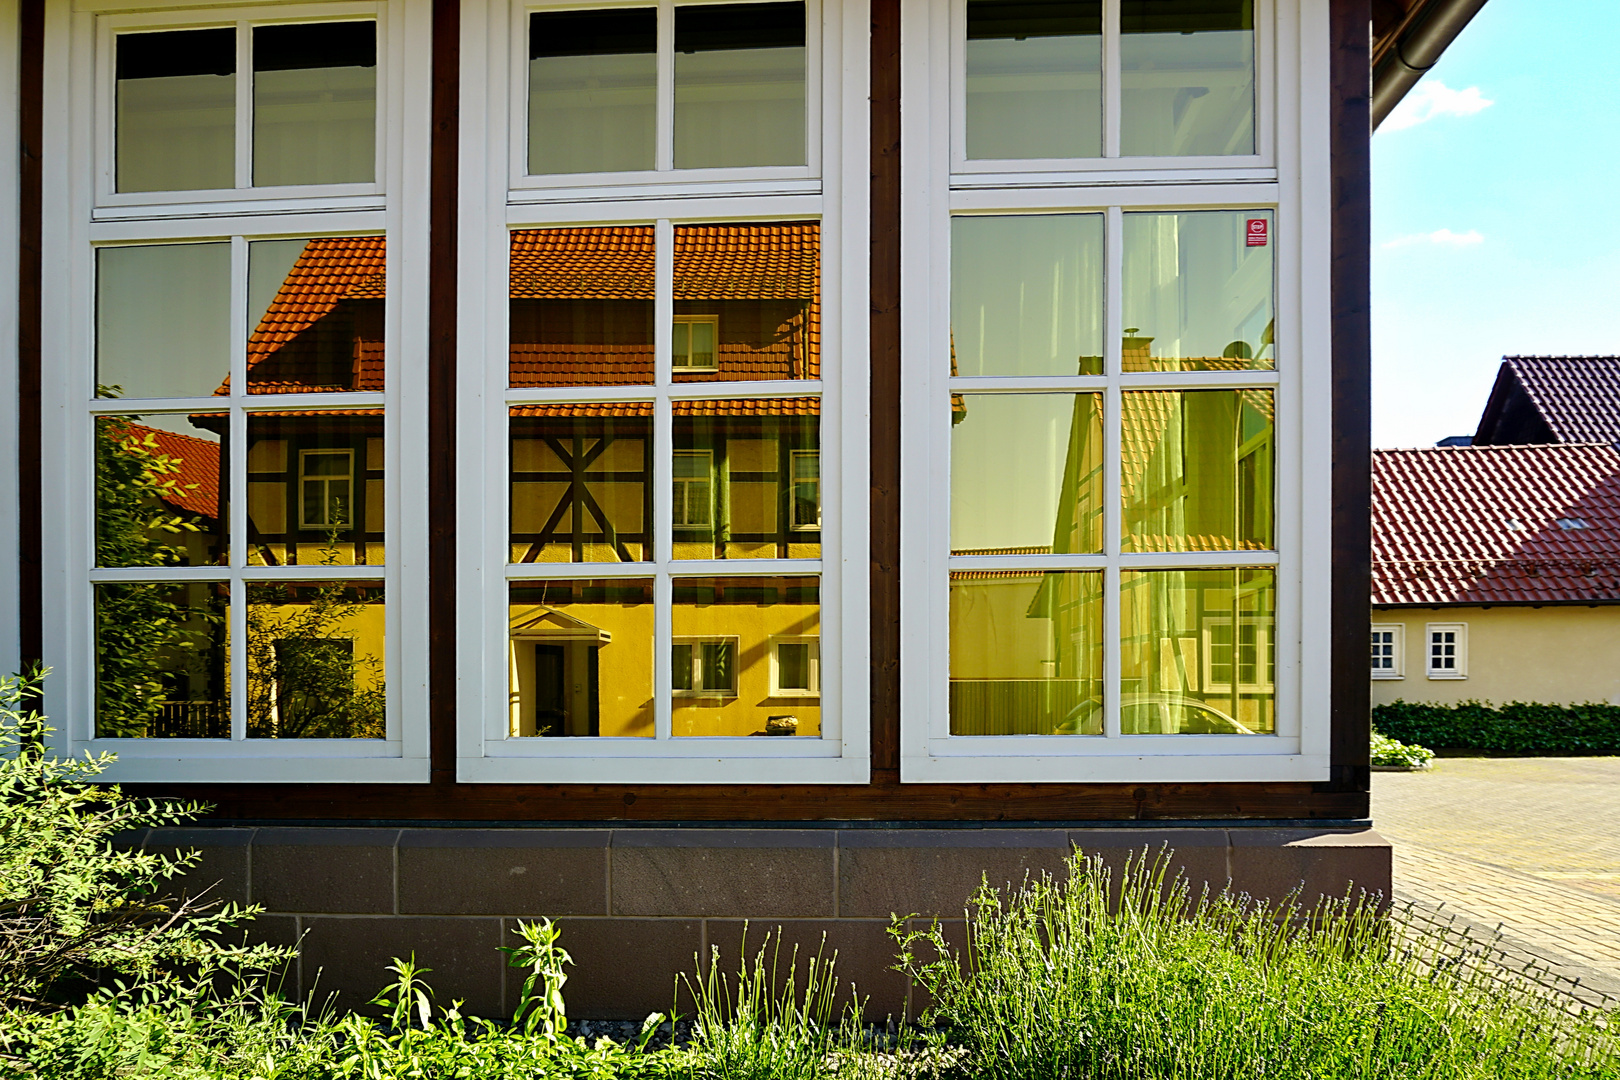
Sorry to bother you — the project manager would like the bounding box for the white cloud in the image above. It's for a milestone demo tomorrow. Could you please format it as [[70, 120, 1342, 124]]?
[[1382, 80, 1495, 132], [1381, 228, 1485, 250]]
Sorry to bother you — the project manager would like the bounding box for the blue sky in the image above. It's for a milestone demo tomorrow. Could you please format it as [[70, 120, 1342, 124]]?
[[1371, 0, 1620, 447]]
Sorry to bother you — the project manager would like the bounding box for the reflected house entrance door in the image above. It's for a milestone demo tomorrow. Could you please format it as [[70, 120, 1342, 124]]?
[[511, 609, 608, 736]]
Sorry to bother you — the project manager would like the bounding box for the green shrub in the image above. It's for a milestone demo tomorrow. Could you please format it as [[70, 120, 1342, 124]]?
[[1374, 699, 1620, 754], [1371, 729, 1434, 768], [893, 848, 1619, 1080]]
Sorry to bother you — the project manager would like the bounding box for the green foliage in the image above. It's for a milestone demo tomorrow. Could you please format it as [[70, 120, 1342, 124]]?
[[0, 671, 286, 1020], [1370, 728, 1434, 768], [891, 847, 1619, 1080], [1374, 699, 1620, 754]]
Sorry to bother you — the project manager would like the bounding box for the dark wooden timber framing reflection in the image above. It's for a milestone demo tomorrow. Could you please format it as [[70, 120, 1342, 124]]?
[[18, 0, 43, 670], [1329, 0, 1372, 799], [4, 0, 1371, 820]]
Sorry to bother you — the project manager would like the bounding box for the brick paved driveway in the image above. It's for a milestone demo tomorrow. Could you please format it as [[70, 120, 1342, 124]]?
[[1372, 756, 1620, 1002]]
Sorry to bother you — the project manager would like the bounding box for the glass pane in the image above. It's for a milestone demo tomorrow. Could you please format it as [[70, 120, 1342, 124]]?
[[951, 394, 1103, 555], [510, 405, 652, 563], [1122, 210, 1273, 372], [247, 236, 387, 394], [246, 411, 384, 566], [509, 579, 654, 736], [673, 399, 819, 560], [116, 28, 235, 193], [95, 413, 227, 567], [511, 227, 655, 387], [672, 576, 819, 736], [97, 243, 231, 399], [949, 570, 1100, 735], [95, 581, 229, 738], [951, 215, 1103, 377], [673, 223, 818, 383], [674, 2, 806, 169], [252, 22, 377, 187], [246, 580, 384, 738], [1121, 389, 1273, 552], [965, 0, 1102, 160], [1119, 567, 1274, 734], [529, 8, 657, 175], [1120, 0, 1255, 157]]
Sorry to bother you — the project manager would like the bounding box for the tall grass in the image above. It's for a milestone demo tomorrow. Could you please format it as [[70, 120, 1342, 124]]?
[[892, 848, 1619, 1080]]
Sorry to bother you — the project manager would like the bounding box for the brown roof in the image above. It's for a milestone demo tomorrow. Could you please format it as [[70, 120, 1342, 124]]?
[[1372, 442, 1620, 606], [1475, 356, 1620, 447], [118, 422, 221, 520]]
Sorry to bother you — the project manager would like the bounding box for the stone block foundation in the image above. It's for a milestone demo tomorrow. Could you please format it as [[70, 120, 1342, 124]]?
[[133, 825, 1390, 1020]]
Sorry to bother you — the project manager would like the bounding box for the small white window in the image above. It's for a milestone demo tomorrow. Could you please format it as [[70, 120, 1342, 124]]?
[[672, 450, 714, 528], [769, 636, 819, 697], [672, 637, 738, 696], [1425, 623, 1466, 679], [1370, 624, 1404, 679], [672, 315, 719, 371], [299, 449, 355, 530]]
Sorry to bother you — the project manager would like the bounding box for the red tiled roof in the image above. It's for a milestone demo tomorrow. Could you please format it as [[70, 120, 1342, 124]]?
[[509, 398, 820, 419], [1497, 355, 1620, 446], [1372, 442, 1620, 606], [117, 422, 221, 520]]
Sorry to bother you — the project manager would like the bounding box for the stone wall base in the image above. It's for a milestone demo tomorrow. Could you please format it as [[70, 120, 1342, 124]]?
[[135, 825, 1391, 1020]]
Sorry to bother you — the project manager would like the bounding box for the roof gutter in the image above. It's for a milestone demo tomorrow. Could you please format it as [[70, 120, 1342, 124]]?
[[1371, 0, 1491, 130]]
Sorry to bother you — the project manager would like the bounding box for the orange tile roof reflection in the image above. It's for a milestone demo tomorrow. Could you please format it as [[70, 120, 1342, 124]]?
[[116, 421, 222, 520]]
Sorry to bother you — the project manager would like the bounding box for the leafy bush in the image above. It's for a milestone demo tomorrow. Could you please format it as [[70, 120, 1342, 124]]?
[[1371, 728, 1434, 768], [1374, 699, 1620, 755], [0, 671, 285, 1016], [893, 848, 1619, 1080]]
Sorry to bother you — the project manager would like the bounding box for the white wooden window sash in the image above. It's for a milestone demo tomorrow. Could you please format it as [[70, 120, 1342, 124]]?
[[1425, 622, 1466, 679], [899, 0, 1331, 783], [456, 0, 869, 783], [40, 0, 433, 782], [1370, 622, 1403, 679]]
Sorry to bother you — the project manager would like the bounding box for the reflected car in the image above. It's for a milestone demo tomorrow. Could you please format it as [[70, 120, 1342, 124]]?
[[1055, 694, 1255, 736]]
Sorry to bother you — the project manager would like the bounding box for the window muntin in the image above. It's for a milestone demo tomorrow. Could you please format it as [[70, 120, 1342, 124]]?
[[1120, 389, 1273, 553], [1370, 624, 1402, 679], [1120, 567, 1274, 734], [951, 393, 1103, 555], [252, 22, 378, 187], [1122, 210, 1273, 372], [950, 569, 1102, 735], [672, 577, 819, 735], [673, 2, 807, 169], [950, 214, 1103, 377], [509, 579, 655, 737], [1426, 623, 1465, 679], [528, 8, 658, 176], [112, 19, 379, 196], [964, 0, 1102, 161], [1119, 0, 1255, 158], [114, 29, 236, 193]]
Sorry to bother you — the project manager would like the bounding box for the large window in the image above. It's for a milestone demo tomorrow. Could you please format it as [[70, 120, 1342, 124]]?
[[459, 0, 867, 783], [900, 0, 1326, 782], [42, 0, 431, 780]]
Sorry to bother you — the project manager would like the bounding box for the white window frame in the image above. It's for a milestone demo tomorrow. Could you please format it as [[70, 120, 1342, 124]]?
[[1201, 615, 1274, 695], [951, 0, 1275, 183], [768, 634, 819, 697], [1425, 622, 1466, 680], [457, 0, 868, 783], [92, 2, 393, 216], [671, 313, 720, 371], [671, 448, 715, 527], [789, 447, 820, 531], [298, 448, 357, 530], [508, 0, 824, 204], [899, 0, 1329, 783], [40, 0, 433, 782], [672, 635, 740, 697], [1370, 622, 1403, 680]]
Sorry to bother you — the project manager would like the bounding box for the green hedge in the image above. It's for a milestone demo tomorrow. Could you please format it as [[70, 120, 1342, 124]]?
[[1372, 700, 1620, 755]]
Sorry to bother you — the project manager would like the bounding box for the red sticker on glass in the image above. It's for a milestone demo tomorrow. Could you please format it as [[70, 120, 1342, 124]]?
[[1246, 218, 1268, 246]]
